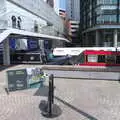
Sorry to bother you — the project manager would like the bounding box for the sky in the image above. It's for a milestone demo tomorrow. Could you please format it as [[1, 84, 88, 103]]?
[[59, 0, 66, 10]]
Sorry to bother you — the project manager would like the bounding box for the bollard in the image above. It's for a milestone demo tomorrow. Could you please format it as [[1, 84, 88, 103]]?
[[49, 74, 54, 104], [41, 74, 62, 118], [47, 74, 53, 116]]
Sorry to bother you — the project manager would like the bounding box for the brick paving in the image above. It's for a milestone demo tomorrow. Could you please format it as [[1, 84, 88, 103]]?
[[0, 65, 120, 120]]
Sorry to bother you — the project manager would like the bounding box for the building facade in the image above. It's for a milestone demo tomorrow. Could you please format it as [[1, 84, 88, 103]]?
[[66, 0, 80, 21], [80, 0, 120, 47], [66, 0, 80, 43], [0, 0, 65, 50], [68, 20, 79, 39], [0, 0, 64, 35], [46, 0, 54, 8], [53, 0, 60, 15]]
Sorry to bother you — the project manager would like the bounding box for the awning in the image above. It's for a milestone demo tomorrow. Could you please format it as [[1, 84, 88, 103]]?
[[0, 28, 70, 43]]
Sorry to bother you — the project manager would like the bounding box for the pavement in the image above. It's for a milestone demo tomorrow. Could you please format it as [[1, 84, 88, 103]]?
[[0, 65, 120, 120]]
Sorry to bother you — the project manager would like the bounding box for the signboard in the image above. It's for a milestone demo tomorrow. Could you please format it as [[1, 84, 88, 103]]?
[[27, 39, 39, 50], [7, 69, 27, 91], [26, 68, 46, 86], [9, 38, 16, 50], [7, 68, 47, 91]]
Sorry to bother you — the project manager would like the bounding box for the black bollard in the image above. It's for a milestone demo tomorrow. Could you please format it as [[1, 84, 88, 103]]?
[[41, 74, 62, 118], [48, 75, 53, 116], [50, 74, 54, 104]]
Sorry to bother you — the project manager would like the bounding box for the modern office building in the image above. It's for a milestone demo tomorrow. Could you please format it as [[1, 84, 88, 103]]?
[[66, 0, 80, 21], [68, 20, 79, 38], [66, 0, 80, 43], [80, 0, 120, 47]]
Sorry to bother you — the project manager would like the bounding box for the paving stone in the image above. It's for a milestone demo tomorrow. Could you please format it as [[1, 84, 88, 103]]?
[[0, 65, 119, 119]]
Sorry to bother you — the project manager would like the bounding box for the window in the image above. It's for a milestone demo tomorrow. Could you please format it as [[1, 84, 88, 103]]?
[[104, 0, 117, 4], [97, 15, 117, 24], [103, 10, 117, 14], [87, 55, 98, 62], [106, 55, 116, 63], [98, 55, 105, 63], [116, 56, 120, 64]]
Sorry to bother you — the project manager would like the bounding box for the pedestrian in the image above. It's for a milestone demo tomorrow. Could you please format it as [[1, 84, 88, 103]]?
[[17, 16, 22, 29], [11, 15, 16, 28]]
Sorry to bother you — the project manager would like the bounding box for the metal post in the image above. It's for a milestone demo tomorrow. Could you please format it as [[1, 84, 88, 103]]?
[[48, 74, 54, 116], [41, 74, 61, 118], [3, 39, 10, 65], [48, 75, 52, 116], [51, 74, 54, 104], [114, 29, 118, 48]]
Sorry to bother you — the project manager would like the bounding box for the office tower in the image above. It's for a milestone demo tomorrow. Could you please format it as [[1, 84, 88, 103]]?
[[80, 0, 120, 47], [66, 0, 80, 43], [66, 0, 80, 21]]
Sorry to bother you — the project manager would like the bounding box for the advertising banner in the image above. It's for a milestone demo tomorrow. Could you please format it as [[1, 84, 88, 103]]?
[[7, 68, 47, 91], [26, 68, 46, 87], [7, 69, 27, 91], [27, 39, 39, 50]]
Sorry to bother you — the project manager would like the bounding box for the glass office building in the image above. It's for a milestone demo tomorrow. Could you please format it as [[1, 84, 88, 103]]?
[[80, 0, 120, 47]]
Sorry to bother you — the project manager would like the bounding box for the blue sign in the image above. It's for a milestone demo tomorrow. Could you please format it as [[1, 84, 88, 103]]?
[[9, 38, 16, 50], [27, 39, 39, 50]]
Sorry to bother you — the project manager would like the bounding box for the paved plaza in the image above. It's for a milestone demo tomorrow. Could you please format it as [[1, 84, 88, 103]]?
[[0, 65, 120, 120]]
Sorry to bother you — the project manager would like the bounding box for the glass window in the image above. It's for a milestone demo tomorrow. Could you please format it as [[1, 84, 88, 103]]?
[[116, 56, 120, 64], [97, 0, 117, 5], [104, 0, 117, 4], [110, 15, 117, 23], [103, 30, 114, 47], [104, 15, 110, 23], [98, 55, 105, 63], [119, 15, 120, 23], [100, 15, 116, 24], [87, 55, 98, 62], [106, 55, 116, 63], [111, 0, 117, 4], [103, 10, 117, 14], [97, 16, 102, 24]]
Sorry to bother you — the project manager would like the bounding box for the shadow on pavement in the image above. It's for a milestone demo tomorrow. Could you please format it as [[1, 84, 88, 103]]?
[[39, 100, 62, 118], [55, 96, 98, 120], [34, 86, 49, 97]]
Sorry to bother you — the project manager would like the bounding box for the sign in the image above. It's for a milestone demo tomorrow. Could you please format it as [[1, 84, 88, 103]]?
[[9, 38, 16, 50], [7, 68, 47, 91], [7, 69, 27, 91], [27, 39, 39, 50], [26, 68, 46, 86]]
